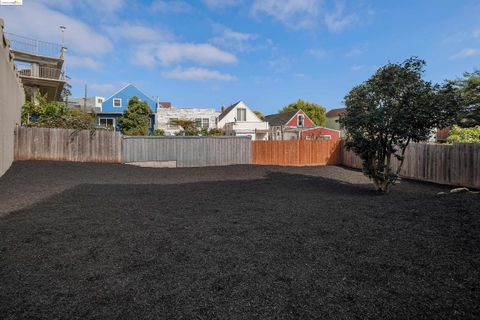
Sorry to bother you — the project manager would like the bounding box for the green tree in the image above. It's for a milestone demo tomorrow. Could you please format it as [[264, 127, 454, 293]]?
[[340, 57, 461, 193], [153, 129, 165, 136], [451, 70, 480, 127], [280, 99, 326, 126], [170, 119, 200, 136], [118, 96, 153, 136], [201, 128, 225, 136], [447, 125, 480, 143], [21, 94, 95, 130], [253, 110, 265, 120]]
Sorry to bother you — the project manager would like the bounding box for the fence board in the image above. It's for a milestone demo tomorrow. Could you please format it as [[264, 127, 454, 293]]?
[[340, 141, 480, 189], [122, 136, 251, 168], [14, 127, 122, 163], [252, 140, 342, 166]]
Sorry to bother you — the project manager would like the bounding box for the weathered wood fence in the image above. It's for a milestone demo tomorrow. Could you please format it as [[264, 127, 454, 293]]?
[[123, 136, 251, 167], [13, 127, 480, 189], [341, 142, 480, 189], [14, 127, 122, 163], [252, 140, 341, 166]]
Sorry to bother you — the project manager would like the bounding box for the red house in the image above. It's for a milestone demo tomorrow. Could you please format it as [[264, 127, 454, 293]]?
[[264, 110, 341, 140]]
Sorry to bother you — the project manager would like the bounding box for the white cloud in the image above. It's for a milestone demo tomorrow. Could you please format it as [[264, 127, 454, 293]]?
[[324, 1, 359, 33], [151, 0, 192, 13], [210, 25, 259, 52], [450, 48, 479, 60], [1, 1, 113, 55], [345, 44, 368, 57], [162, 67, 235, 81], [308, 48, 328, 60], [152, 43, 237, 65], [67, 56, 101, 69], [104, 23, 174, 42], [251, 0, 321, 30], [90, 83, 119, 95], [268, 57, 291, 73], [351, 65, 366, 71], [203, 0, 242, 9]]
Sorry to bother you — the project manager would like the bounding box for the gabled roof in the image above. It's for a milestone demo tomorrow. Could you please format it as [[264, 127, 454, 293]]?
[[104, 83, 156, 104], [218, 101, 242, 121], [326, 107, 346, 117], [264, 111, 298, 126]]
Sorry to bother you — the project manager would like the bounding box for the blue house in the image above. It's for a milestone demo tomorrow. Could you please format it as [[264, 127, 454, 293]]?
[[98, 84, 157, 134]]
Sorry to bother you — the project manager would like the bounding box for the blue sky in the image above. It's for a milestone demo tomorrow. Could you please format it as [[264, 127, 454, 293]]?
[[1, 0, 479, 113]]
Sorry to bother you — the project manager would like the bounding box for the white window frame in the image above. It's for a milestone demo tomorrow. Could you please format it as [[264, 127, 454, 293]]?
[[98, 117, 116, 131], [113, 98, 122, 108], [237, 108, 246, 122], [298, 114, 305, 127]]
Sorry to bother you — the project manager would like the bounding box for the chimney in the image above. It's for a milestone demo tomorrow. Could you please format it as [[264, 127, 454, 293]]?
[[221, 105, 225, 113]]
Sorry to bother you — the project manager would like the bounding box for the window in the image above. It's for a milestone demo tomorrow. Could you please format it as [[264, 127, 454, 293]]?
[[298, 114, 305, 127], [98, 118, 115, 130], [97, 98, 103, 104], [236, 108, 246, 121], [195, 118, 210, 129], [113, 98, 121, 107]]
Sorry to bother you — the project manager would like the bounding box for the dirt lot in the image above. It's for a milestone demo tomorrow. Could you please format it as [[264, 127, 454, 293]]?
[[1, 161, 479, 319]]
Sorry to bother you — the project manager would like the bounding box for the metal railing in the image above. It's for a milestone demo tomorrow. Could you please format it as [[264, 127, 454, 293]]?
[[15, 63, 65, 81], [5, 32, 62, 58]]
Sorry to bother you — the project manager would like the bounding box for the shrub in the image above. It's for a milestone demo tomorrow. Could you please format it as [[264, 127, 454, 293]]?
[[447, 125, 480, 143]]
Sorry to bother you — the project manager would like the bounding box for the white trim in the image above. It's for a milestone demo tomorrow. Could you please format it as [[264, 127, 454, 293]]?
[[98, 117, 116, 131], [113, 98, 122, 108], [103, 83, 156, 106]]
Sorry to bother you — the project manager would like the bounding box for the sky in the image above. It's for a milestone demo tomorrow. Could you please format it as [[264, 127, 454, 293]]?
[[1, 0, 479, 114]]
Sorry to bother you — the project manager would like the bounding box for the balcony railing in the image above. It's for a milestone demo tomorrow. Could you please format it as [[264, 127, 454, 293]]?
[[16, 64, 65, 81], [5, 32, 62, 58]]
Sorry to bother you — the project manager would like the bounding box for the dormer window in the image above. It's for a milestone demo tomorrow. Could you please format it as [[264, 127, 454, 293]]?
[[113, 98, 121, 107], [298, 114, 305, 127], [236, 108, 246, 121]]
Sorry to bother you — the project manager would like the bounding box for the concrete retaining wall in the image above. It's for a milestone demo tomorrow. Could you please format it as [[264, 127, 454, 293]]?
[[0, 18, 25, 177]]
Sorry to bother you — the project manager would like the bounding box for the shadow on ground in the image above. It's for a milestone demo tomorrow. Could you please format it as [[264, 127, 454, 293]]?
[[1, 166, 479, 319]]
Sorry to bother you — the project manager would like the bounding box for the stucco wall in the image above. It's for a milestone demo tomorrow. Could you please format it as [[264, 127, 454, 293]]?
[[156, 107, 219, 135], [0, 18, 25, 177]]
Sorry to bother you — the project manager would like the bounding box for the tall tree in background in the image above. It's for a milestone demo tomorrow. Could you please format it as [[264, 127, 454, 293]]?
[[118, 96, 152, 136], [451, 70, 480, 127], [280, 99, 326, 126], [340, 57, 461, 193], [253, 110, 265, 120]]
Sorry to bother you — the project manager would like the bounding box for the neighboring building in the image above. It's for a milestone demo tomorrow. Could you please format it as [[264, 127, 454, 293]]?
[[265, 109, 340, 140], [156, 106, 219, 136], [99, 84, 156, 133], [325, 107, 346, 137], [7, 32, 66, 102], [217, 101, 269, 140], [69, 96, 104, 113]]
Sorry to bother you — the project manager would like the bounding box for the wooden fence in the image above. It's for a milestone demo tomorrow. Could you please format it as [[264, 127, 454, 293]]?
[[123, 136, 251, 167], [14, 127, 122, 163], [341, 142, 480, 189], [252, 140, 342, 166]]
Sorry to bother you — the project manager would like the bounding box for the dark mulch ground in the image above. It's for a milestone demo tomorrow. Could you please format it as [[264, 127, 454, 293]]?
[[0, 161, 479, 319]]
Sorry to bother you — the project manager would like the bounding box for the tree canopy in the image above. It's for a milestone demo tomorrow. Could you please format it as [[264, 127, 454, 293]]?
[[118, 96, 153, 136], [447, 125, 480, 143], [340, 57, 461, 193], [21, 94, 95, 130], [280, 99, 326, 126], [450, 70, 480, 127]]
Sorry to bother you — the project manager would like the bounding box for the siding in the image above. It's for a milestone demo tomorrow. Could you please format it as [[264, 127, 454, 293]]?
[[0, 19, 25, 177]]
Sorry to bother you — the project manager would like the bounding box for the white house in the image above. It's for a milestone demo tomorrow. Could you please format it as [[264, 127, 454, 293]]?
[[156, 105, 219, 135], [69, 96, 105, 112], [216, 101, 269, 140]]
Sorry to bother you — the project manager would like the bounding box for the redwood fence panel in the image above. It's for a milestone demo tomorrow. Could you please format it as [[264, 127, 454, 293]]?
[[122, 136, 252, 167], [341, 141, 480, 189], [14, 127, 122, 163], [252, 140, 342, 166]]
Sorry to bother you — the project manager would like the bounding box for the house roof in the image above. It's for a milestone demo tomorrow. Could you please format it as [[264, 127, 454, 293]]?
[[326, 107, 346, 117], [264, 111, 298, 126], [218, 101, 242, 121], [104, 83, 156, 105]]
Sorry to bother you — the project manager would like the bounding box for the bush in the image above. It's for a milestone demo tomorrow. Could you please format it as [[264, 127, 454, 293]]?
[[152, 129, 165, 136], [21, 95, 95, 130], [447, 125, 480, 143], [118, 97, 153, 136]]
